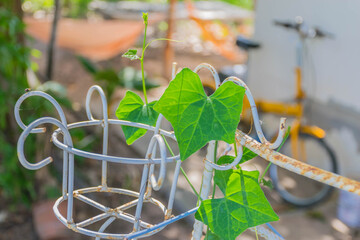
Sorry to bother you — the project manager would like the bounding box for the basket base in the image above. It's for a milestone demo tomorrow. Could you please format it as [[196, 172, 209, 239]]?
[[53, 186, 167, 239]]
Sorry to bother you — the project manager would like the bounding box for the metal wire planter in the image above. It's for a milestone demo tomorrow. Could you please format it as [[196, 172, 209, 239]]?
[[15, 85, 184, 239], [14, 63, 360, 240]]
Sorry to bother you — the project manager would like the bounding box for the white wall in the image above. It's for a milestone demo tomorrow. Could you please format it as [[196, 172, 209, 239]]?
[[248, 0, 360, 112], [247, 0, 360, 177]]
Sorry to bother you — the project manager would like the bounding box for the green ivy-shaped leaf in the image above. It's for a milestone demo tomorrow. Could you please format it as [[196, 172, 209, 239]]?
[[122, 49, 140, 61], [153, 68, 245, 160], [195, 170, 279, 240], [116, 91, 158, 145]]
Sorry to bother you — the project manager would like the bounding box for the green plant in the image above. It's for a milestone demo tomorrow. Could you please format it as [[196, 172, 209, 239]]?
[[0, 8, 75, 206], [0, 8, 36, 207], [114, 12, 287, 239]]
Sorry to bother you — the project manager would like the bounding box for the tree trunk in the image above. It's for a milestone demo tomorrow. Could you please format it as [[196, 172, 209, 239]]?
[[45, 0, 61, 81]]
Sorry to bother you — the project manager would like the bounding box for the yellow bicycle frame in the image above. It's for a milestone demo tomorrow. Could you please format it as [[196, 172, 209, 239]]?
[[240, 66, 326, 161]]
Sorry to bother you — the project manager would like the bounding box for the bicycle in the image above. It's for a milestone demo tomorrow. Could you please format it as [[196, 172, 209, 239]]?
[[209, 17, 338, 207]]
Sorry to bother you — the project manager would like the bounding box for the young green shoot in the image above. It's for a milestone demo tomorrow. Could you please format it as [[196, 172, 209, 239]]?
[[122, 13, 181, 105], [140, 12, 148, 104]]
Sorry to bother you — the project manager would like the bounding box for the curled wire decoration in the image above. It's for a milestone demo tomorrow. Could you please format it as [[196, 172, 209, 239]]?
[[15, 90, 70, 198], [147, 134, 168, 191], [17, 117, 73, 170], [85, 85, 108, 122], [17, 117, 76, 222], [194, 63, 221, 88], [223, 76, 286, 149], [14, 90, 68, 133], [206, 144, 244, 171], [85, 85, 110, 187]]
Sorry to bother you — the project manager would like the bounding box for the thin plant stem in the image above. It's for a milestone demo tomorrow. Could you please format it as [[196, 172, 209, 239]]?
[[255, 227, 259, 240], [140, 20, 148, 104], [180, 167, 202, 201], [211, 141, 218, 199], [207, 140, 218, 235], [161, 135, 202, 201], [162, 135, 175, 156], [260, 162, 273, 181]]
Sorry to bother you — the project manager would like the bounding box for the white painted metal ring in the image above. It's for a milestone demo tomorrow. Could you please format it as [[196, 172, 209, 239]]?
[[147, 134, 168, 191], [17, 117, 73, 170]]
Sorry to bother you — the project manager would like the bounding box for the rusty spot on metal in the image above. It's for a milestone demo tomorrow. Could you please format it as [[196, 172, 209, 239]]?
[[118, 200, 137, 211], [147, 153, 152, 159], [164, 209, 171, 220], [236, 129, 360, 195], [143, 221, 153, 228], [157, 178, 163, 187]]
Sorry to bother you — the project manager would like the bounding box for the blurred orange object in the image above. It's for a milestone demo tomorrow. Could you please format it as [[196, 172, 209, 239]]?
[[185, 1, 239, 62], [25, 17, 153, 61]]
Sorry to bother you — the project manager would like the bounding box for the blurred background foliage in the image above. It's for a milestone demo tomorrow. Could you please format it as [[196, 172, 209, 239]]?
[[0, 4, 73, 207], [0, 7, 37, 207], [22, 0, 254, 18]]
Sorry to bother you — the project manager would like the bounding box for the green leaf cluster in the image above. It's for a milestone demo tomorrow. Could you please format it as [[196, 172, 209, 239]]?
[[196, 169, 279, 239]]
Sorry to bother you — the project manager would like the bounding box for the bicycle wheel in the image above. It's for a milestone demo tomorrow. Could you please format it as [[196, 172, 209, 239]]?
[[269, 133, 338, 207]]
